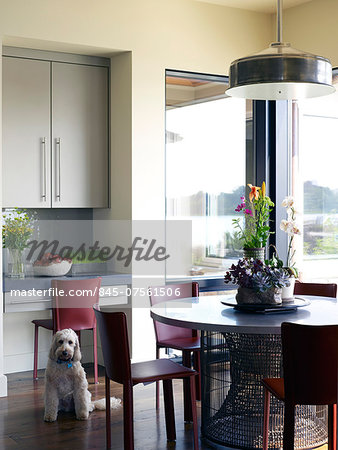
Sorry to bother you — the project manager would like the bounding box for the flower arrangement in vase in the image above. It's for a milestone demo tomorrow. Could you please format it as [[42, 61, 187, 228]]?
[[280, 196, 301, 299], [2, 208, 35, 278], [224, 258, 290, 305], [232, 182, 274, 260]]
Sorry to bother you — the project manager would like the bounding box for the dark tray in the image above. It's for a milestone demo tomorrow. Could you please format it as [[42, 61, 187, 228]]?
[[220, 296, 310, 314]]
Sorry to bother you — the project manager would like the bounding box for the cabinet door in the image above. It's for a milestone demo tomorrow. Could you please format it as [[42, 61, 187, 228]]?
[[52, 62, 108, 208], [2, 57, 51, 208]]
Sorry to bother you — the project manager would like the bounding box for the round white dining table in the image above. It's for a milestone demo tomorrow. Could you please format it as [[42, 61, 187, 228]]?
[[150, 294, 338, 449]]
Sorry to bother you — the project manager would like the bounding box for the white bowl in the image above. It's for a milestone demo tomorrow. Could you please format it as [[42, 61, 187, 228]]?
[[33, 260, 72, 277]]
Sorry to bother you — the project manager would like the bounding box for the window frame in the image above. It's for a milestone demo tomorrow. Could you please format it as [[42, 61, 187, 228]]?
[[165, 68, 338, 286], [165, 69, 252, 271]]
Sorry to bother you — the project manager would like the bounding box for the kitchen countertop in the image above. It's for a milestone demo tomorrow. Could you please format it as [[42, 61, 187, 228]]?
[[167, 274, 234, 292], [3, 272, 132, 292]]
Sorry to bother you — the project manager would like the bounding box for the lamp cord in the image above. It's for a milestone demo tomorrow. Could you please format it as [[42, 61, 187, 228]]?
[[277, 0, 283, 43]]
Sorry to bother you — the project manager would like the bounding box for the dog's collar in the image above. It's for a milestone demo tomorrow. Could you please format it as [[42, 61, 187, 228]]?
[[57, 358, 73, 368]]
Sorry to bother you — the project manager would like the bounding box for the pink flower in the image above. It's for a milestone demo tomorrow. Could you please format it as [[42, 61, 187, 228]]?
[[235, 202, 246, 212], [244, 209, 253, 216]]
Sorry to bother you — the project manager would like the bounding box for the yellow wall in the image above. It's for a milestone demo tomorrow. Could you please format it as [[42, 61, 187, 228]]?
[[283, 0, 338, 66], [0, 0, 273, 370], [0, 0, 272, 219]]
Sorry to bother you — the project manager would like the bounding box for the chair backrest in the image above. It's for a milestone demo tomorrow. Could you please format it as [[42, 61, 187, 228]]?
[[149, 282, 199, 343], [282, 322, 338, 405], [52, 277, 101, 331], [93, 306, 132, 384], [294, 281, 337, 298]]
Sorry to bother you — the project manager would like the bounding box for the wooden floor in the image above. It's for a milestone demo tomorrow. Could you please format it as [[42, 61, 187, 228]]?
[[0, 364, 207, 450], [0, 366, 329, 450]]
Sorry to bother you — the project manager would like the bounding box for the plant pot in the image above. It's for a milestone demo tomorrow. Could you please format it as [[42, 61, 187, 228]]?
[[243, 247, 265, 261], [236, 286, 282, 305], [282, 276, 296, 302]]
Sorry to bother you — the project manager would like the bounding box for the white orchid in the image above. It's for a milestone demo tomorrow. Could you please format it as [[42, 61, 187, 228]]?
[[280, 197, 301, 274], [290, 225, 301, 236], [280, 220, 301, 236], [280, 219, 292, 233], [282, 196, 294, 209]]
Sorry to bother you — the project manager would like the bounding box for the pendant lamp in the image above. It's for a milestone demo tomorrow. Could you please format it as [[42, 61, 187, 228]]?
[[226, 0, 335, 100]]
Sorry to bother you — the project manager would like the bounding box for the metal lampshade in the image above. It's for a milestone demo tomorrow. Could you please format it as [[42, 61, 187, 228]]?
[[226, 1, 335, 100]]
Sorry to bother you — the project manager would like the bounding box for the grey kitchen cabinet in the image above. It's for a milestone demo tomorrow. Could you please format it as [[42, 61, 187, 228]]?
[[2, 57, 51, 208], [52, 62, 108, 208], [2, 56, 109, 208]]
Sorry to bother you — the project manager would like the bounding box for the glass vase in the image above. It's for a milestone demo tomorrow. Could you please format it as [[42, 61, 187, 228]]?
[[8, 248, 25, 278], [282, 276, 296, 302]]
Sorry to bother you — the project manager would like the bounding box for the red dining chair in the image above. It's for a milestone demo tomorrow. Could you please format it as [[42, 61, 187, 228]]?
[[294, 281, 337, 298], [149, 282, 201, 413], [94, 306, 199, 450], [262, 322, 338, 450], [32, 277, 101, 383]]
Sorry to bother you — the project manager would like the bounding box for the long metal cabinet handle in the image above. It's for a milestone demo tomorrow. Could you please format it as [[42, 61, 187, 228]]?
[[41, 138, 47, 201], [56, 138, 61, 201]]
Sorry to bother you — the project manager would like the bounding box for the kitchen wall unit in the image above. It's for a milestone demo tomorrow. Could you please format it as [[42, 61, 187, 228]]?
[[52, 62, 108, 207], [2, 57, 51, 208], [2, 49, 109, 208]]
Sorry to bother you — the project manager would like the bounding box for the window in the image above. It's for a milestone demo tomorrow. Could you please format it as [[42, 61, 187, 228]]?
[[165, 71, 252, 277], [291, 72, 338, 283]]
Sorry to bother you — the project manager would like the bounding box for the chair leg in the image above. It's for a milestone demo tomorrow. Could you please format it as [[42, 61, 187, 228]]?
[[93, 328, 98, 384], [262, 387, 270, 450], [182, 351, 193, 422], [283, 402, 295, 450], [33, 324, 39, 380], [189, 375, 199, 450], [163, 379, 176, 441], [156, 346, 160, 409], [123, 382, 134, 450], [328, 404, 337, 450], [194, 350, 201, 401], [105, 373, 111, 449]]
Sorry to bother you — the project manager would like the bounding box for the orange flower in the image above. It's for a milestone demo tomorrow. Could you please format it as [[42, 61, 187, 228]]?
[[248, 184, 260, 202]]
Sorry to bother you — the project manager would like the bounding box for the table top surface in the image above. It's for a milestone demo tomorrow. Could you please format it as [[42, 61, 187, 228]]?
[[150, 294, 338, 334]]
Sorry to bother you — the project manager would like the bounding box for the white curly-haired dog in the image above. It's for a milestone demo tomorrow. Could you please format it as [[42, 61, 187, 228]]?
[[44, 328, 120, 422]]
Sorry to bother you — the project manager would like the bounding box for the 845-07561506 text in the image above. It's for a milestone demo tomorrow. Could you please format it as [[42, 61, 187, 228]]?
[[99, 287, 182, 297]]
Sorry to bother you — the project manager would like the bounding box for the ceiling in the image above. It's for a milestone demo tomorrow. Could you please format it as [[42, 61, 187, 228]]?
[[192, 0, 314, 13]]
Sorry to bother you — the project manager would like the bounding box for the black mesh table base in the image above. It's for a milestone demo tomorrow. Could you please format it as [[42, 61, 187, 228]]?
[[201, 331, 328, 449]]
